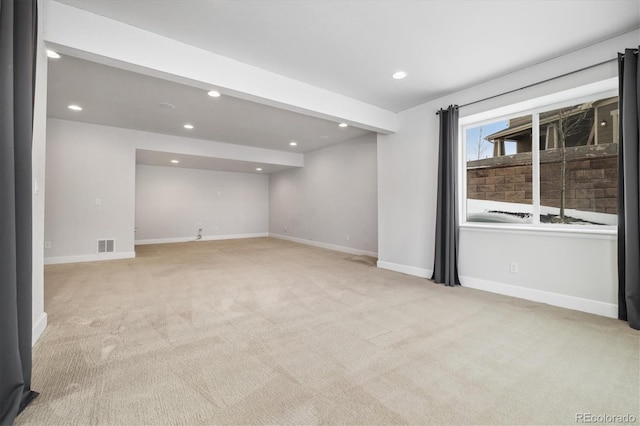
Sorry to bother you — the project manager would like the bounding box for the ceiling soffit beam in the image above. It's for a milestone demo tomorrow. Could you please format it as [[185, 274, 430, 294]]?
[[43, 1, 398, 135], [50, 118, 304, 168]]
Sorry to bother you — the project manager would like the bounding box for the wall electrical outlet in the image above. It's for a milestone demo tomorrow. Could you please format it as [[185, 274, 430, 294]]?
[[346, 234, 350, 241], [510, 262, 519, 273], [44, 241, 52, 249]]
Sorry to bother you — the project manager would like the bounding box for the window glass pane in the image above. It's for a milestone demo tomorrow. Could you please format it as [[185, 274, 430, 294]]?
[[538, 96, 618, 225], [466, 115, 533, 224]]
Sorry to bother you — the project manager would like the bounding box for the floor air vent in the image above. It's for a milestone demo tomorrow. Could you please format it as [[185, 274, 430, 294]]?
[[97, 239, 115, 253]]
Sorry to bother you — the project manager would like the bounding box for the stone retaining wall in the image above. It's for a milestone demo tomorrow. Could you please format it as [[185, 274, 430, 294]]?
[[467, 144, 617, 214]]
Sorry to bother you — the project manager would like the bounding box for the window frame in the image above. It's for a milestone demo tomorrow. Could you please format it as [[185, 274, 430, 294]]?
[[459, 79, 618, 234]]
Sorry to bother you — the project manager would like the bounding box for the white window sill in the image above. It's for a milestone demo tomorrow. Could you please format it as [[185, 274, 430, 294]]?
[[459, 222, 617, 239]]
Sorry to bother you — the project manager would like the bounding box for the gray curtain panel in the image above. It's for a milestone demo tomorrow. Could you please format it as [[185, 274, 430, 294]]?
[[432, 105, 460, 286], [0, 0, 39, 423], [618, 47, 640, 330]]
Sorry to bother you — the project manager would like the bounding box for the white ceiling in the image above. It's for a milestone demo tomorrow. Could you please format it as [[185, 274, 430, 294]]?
[[135, 150, 293, 175], [47, 55, 370, 154], [47, 0, 639, 173], [55, 0, 640, 112]]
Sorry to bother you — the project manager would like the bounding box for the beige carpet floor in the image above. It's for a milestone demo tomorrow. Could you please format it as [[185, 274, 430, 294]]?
[[17, 237, 639, 425]]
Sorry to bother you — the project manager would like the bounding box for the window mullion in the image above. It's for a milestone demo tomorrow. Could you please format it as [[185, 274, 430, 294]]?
[[459, 126, 467, 227], [532, 113, 541, 225]]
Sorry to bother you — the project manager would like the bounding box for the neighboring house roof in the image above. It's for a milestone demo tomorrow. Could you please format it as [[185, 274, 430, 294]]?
[[484, 122, 531, 142], [484, 101, 597, 143]]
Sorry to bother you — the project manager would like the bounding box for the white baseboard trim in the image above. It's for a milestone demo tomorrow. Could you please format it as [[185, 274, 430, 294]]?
[[32, 312, 47, 346], [377, 261, 432, 278], [44, 251, 136, 265], [460, 275, 618, 319], [135, 233, 269, 246], [375, 260, 616, 319], [270, 233, 378, 257]]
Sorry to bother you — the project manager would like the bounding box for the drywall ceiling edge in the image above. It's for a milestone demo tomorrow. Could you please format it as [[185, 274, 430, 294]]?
[[43, 0, 398, 134]]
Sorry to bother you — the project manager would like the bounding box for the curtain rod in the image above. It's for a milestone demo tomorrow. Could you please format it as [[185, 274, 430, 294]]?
[[436, 57, 619, 115]]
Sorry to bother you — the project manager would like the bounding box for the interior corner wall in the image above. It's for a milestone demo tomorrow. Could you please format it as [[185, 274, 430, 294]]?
[[135, 165, 268, 243], [377, 30, 638, 318], [44, 119, 278, 263], [269, 133, 378, 256], [31, 0, 48, 345], [44, 119, 136, 263]]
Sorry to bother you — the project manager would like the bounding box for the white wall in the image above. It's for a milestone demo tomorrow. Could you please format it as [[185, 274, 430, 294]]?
[[45, 119, 136, 263], [270, 134, 378, 256], [458, 229, 616, 315], [135, 165, 268, 243], [32, 0, 48, 344], [377, 30, 638, 318], [43, 1, 397, 134], [377, 103, 438, 274], [45, 119, 292, 263]]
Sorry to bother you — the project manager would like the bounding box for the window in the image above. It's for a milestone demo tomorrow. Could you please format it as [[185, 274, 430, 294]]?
[[462, 88, 618, 229], [610, 109, 619, 145], [466, 114, 533, 224]]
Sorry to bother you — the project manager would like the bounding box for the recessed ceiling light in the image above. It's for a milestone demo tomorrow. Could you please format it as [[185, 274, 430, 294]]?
[[183, 124, 194, 129], [47, 50, 60, 59], [256, 167, 263, 171], [171, 160, 179, 164], [338, 123, 348, 128], [392, 71, 407, 80], [208, 90, 221, 98], [67, 105, 82, 111], [289, 141, 297, 146]]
